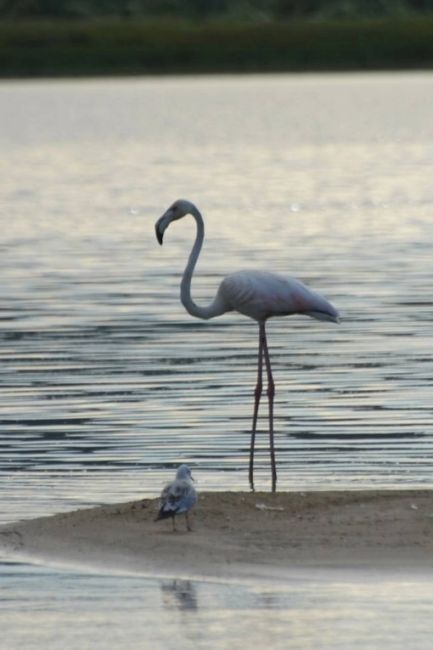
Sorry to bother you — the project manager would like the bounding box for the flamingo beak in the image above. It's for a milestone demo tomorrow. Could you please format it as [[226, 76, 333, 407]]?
[[155, 220, 164, 245], [155, 210, 173, 245]]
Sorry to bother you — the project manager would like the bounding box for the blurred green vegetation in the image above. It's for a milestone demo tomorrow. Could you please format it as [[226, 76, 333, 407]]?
[[1, 17, 433, 76], [1, 1, 433, 76], [2, 0, 433, 20]]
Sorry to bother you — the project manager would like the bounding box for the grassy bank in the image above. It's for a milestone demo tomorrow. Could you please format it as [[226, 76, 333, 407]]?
[[1, 17, 433, 77]]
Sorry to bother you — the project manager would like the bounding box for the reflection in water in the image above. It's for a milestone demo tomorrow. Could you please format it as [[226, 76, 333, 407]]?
[[161, 580, 198, 611], [2, 560, 433, 650], [2, 71, 433, 650]]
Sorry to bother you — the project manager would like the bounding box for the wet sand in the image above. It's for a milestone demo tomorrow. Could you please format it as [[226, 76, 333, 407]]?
[[1, 491, 432, 581]]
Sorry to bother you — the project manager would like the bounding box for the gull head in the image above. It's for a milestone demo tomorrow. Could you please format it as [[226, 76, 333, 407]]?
[[176, 464, 194, 481]]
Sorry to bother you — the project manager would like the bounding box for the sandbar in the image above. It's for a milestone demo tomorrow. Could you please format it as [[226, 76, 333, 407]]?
[[1, 490, 432, 581]]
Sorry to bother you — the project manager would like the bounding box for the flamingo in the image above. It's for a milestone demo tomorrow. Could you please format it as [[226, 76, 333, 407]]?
[[155, 464, 197, 532], [155, 199, 339, 492]]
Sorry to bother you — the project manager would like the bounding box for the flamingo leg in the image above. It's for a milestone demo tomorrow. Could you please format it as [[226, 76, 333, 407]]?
[[249, 322, 265, 491], [262, 324, 277, 492]]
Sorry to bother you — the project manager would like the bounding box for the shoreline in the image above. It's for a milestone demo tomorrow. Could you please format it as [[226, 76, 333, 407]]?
[[1, 490, 432, 581]]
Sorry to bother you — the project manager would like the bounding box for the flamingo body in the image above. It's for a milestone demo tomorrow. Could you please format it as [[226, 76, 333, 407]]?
[[155, 199, 339, 491], [217, 270, 339, 323]]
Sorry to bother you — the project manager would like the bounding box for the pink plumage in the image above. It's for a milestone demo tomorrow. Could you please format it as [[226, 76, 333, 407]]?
[[217, 270, 339, 323]]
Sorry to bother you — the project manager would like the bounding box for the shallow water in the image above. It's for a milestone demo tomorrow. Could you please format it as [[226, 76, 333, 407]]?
[[1, 72, 433, 647], [2, 561, 433, 650]]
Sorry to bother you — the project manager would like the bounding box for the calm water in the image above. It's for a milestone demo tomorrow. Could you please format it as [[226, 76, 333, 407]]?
[[2, 561, 433, 650], [1, 72, 433, 647]]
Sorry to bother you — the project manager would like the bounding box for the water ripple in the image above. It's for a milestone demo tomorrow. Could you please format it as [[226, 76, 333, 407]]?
[[2, 74, 433, 522]]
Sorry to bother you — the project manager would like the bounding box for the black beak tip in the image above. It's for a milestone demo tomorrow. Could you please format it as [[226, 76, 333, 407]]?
[[155, 228, 164, 245]]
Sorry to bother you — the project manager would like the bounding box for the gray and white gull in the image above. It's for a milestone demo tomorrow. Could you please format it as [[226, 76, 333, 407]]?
[[155, 465, 197, 532]]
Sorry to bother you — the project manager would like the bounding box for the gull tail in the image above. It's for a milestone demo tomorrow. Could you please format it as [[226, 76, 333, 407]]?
[[155, 506, 176, 522]]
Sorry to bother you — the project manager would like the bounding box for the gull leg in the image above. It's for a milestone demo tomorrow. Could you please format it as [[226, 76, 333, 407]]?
[[172, 516, 176, 533], [185, 512, 193, 532], [262, 324, 277, 492], [249, 323, 265, 491]]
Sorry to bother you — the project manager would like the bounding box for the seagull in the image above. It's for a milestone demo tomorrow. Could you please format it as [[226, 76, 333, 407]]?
[[155, 465, 197, 532]]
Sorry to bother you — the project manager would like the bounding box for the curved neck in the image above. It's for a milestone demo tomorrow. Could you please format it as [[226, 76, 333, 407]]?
[[180, 207, 226, 321]]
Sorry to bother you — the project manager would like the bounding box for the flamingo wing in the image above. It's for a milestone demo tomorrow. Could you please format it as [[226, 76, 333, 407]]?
[[218, 270, 339, 323]]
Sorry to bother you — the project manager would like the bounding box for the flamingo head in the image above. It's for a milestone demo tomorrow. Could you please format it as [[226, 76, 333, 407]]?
[[155, 199, 196, 245]]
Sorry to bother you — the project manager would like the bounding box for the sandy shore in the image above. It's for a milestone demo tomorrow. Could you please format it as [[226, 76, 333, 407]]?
[[1, 491, 432, 581]]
